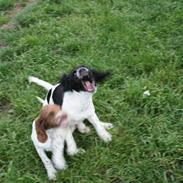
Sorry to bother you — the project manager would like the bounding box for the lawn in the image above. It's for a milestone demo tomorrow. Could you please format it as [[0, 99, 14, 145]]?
[[0, 0, 183, 182]]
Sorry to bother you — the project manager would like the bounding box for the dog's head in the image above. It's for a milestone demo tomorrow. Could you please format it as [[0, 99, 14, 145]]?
[[35, 104, 68, 143], [60, 66, 111, 93]]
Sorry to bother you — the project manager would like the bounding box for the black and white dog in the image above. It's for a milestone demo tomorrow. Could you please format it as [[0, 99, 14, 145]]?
[[29, 66, 113, 143]]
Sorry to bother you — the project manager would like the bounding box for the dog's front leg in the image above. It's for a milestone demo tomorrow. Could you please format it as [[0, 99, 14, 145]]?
[[66, 128, 85, 155], [35, 146, 57, 181], [87, 113, 112, 142], [77, 121, 90, 134], [65, 128, 78, 156], [52, 138, 67, 170], [99, 121, 114, 129]]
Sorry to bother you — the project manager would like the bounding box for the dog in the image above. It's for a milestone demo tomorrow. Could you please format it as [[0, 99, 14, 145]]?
[[31, 104, 80, 180], [29, 66, 113, 142]]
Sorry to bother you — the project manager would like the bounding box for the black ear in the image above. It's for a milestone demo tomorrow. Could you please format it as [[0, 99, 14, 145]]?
[[91, 69, 111, 83], [60, 74, 68, 83]]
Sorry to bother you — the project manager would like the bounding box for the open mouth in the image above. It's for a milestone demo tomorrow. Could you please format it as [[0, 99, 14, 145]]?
[[82, 80, 95, 92]]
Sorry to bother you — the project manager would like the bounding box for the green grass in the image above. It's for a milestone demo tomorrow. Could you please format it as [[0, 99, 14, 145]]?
[[0, 0, 28, 11], [0, 15, 9, 25], [0, 0, 183, 182], [0, 0, 29, 26], [0, 0, 14, 11]]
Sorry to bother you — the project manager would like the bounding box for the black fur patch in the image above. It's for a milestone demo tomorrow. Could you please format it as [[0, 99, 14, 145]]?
[[52, 85, 64, 106], [47, 89, 52, 103], [91, 69, 111, 83], [60, 74, 84, 92]]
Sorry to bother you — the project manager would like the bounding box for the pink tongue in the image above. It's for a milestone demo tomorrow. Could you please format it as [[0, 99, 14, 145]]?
[[85, 81, 93, 91]]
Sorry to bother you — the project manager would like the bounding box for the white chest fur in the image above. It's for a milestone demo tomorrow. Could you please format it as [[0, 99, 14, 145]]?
[[62, 91, 95, 122]]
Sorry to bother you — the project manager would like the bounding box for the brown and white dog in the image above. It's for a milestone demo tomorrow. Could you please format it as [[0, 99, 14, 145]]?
[[31, 104, 79, 180]]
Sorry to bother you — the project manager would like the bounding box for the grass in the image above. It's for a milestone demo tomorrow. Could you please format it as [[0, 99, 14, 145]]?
[[0, 0, 28, 27], [0, 0, 183, 182], [0, 0, 14, 11], [0, 15, 9, 25], [0, 0, 27, 11]]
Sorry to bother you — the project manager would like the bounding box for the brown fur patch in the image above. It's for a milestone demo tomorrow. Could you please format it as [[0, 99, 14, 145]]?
[[35, 105, 62, 143]]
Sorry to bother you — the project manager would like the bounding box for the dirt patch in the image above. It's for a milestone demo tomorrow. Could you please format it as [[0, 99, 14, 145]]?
[[1, 0, 37, 29], [0, 101, 13, 115], [0, 43, 6, 48], [1, 3, 23, 29]]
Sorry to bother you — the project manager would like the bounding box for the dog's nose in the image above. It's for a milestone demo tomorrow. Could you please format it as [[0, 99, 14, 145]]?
[[78, 67, 88, 77]]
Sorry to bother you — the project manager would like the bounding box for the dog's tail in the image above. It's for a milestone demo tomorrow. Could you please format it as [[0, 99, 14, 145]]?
[[28, 76, 53, 91], [36, 96, 45, 104]]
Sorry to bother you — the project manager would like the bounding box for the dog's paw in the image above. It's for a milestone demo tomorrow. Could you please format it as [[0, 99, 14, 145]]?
[[54, 161, 67, 170], [100, 131, 112, 142], [67, 150, 78, 156], [67, 147, 85, 156], [101, 122, 114, 129], [67, 147, 79, 156], [48, 169, 57, 181], [77, 148, 86, 154], [78, 126, 91, 134], [48, 173, 57, 181]]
